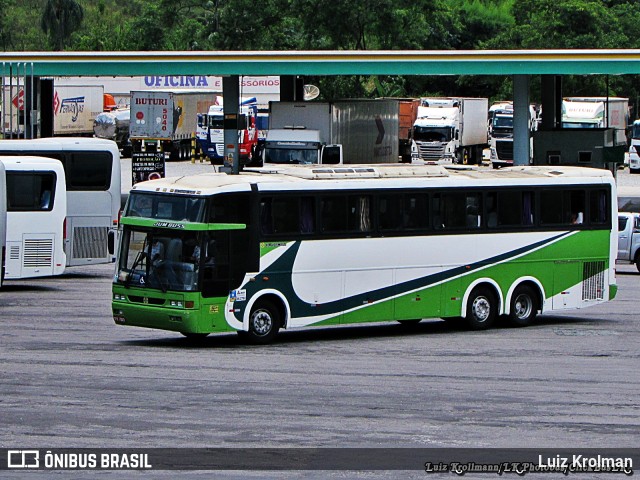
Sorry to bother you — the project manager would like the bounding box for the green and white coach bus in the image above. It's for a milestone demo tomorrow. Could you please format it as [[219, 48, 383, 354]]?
[[112, 164, 617, 344]]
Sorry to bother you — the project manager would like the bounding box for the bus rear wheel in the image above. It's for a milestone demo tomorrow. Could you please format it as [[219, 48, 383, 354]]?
[[243, 300, 281, 344], [465, 286, 497, 330], [507, 285, 538, 327]]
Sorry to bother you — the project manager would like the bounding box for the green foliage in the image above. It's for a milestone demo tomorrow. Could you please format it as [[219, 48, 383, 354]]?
[[41, 0, 85, 51], [2, 0, 640, 109]]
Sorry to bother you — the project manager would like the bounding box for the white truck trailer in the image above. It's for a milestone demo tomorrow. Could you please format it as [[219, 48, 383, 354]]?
[[3, 84, 104, 137], [413, 97, 488, 165], [562, 97, 628, 146], [129, 90, 220, 161], [265, 100, 400, 165]]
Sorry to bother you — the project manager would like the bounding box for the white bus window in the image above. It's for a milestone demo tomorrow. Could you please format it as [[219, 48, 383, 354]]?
[[300, 197, 315, 234], [379, 194, 402, 231], [320, 196, 348, 233], [67, 152, 112, 190], [6, 172, 56, 212], [590, 190, 608, 225], [567, 190, 586, 225], [434, 192, 480, 230], [348, 195, 372, 232], [402, 193, 428, 230], [540, 190, 564, 225]]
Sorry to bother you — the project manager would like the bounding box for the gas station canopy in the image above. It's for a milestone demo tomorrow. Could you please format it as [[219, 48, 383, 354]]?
[[2, 50, 640, 76]]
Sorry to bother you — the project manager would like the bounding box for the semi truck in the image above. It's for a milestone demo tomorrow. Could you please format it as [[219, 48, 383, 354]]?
[[264, 100, 400, 166], [488, 102, 539, 169], [129, 90, 220, 161], [413, 97, 488, 165], [196, 97, 259, 164]]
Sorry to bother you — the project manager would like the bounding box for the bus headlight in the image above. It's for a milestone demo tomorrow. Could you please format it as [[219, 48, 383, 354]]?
[[113, 293, 126, 301], [170, 300, 184, 308]]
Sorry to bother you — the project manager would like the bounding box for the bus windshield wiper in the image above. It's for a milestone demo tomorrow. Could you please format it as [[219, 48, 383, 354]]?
[[124, 251, 147, 288]]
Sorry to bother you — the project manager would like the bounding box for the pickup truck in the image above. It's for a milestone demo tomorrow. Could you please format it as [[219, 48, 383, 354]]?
[[617, 212, 640, 272]]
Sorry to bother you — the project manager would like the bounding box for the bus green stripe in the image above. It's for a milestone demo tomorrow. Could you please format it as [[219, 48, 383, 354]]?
[[234, 230, 607, 325]]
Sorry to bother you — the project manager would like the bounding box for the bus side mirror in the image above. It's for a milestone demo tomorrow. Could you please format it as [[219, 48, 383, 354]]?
[[197, 113, 204, 127], [322, 144, 342, 165], [108, 230, 115, 255]]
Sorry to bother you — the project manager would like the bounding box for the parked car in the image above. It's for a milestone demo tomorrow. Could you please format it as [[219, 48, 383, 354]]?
[[617, 212, 640, 272]]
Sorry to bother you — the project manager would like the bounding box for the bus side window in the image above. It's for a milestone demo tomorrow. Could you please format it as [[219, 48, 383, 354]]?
[[259, 198, 273, 235], [402, 193, 428, 230], [465, 193, 482, 229], [566, 190, 586, 226], [348, 195, 371, 233], [522, 191, 534, 226], [320, 196, 348, 233], [540, 190, 563, 225], [589, 189, 608, 225], [486, 193, 498, 228], [378, 194, 402, 232], [300, 197, 315, 234]]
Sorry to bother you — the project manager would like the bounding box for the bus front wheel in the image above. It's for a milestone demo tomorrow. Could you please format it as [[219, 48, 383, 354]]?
[[506, 285, 538, 327], [243, 300, 281, 344], [465, 286, 497, 330]]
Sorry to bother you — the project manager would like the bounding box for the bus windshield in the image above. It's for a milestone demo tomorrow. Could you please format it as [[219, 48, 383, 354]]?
[[116, 229, 206, 292], [264, 147, 320, 165], [126, 193, 206, 222]]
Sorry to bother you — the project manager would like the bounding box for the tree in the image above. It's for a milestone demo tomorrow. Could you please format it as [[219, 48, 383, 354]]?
[[41, 0, 84, 51]]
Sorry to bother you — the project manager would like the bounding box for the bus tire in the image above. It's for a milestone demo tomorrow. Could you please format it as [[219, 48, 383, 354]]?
[[244, 300, 281, 344], [506, 285, 537, 327], [465, 286, 497, 330]]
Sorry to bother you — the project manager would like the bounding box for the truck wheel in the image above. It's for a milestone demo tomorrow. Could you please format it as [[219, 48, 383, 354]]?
[[635, 252, 640, 273], [462, 148, 470, 165]]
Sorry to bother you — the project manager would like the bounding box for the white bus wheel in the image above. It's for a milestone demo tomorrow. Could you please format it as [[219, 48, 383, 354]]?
[[507, 285, 538, 327], [465, 286, 497, 330], [243, 300, 281, 345]]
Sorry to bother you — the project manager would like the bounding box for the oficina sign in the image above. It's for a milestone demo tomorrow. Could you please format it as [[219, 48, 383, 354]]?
[[55, 76, 280, 95]]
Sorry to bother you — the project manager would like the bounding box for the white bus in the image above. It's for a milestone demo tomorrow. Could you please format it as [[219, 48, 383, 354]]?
[[1, 156, 67, 279], [0, 138, 121, 266], [0, 160, 6, 286], [113, 164, 617, 344]]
